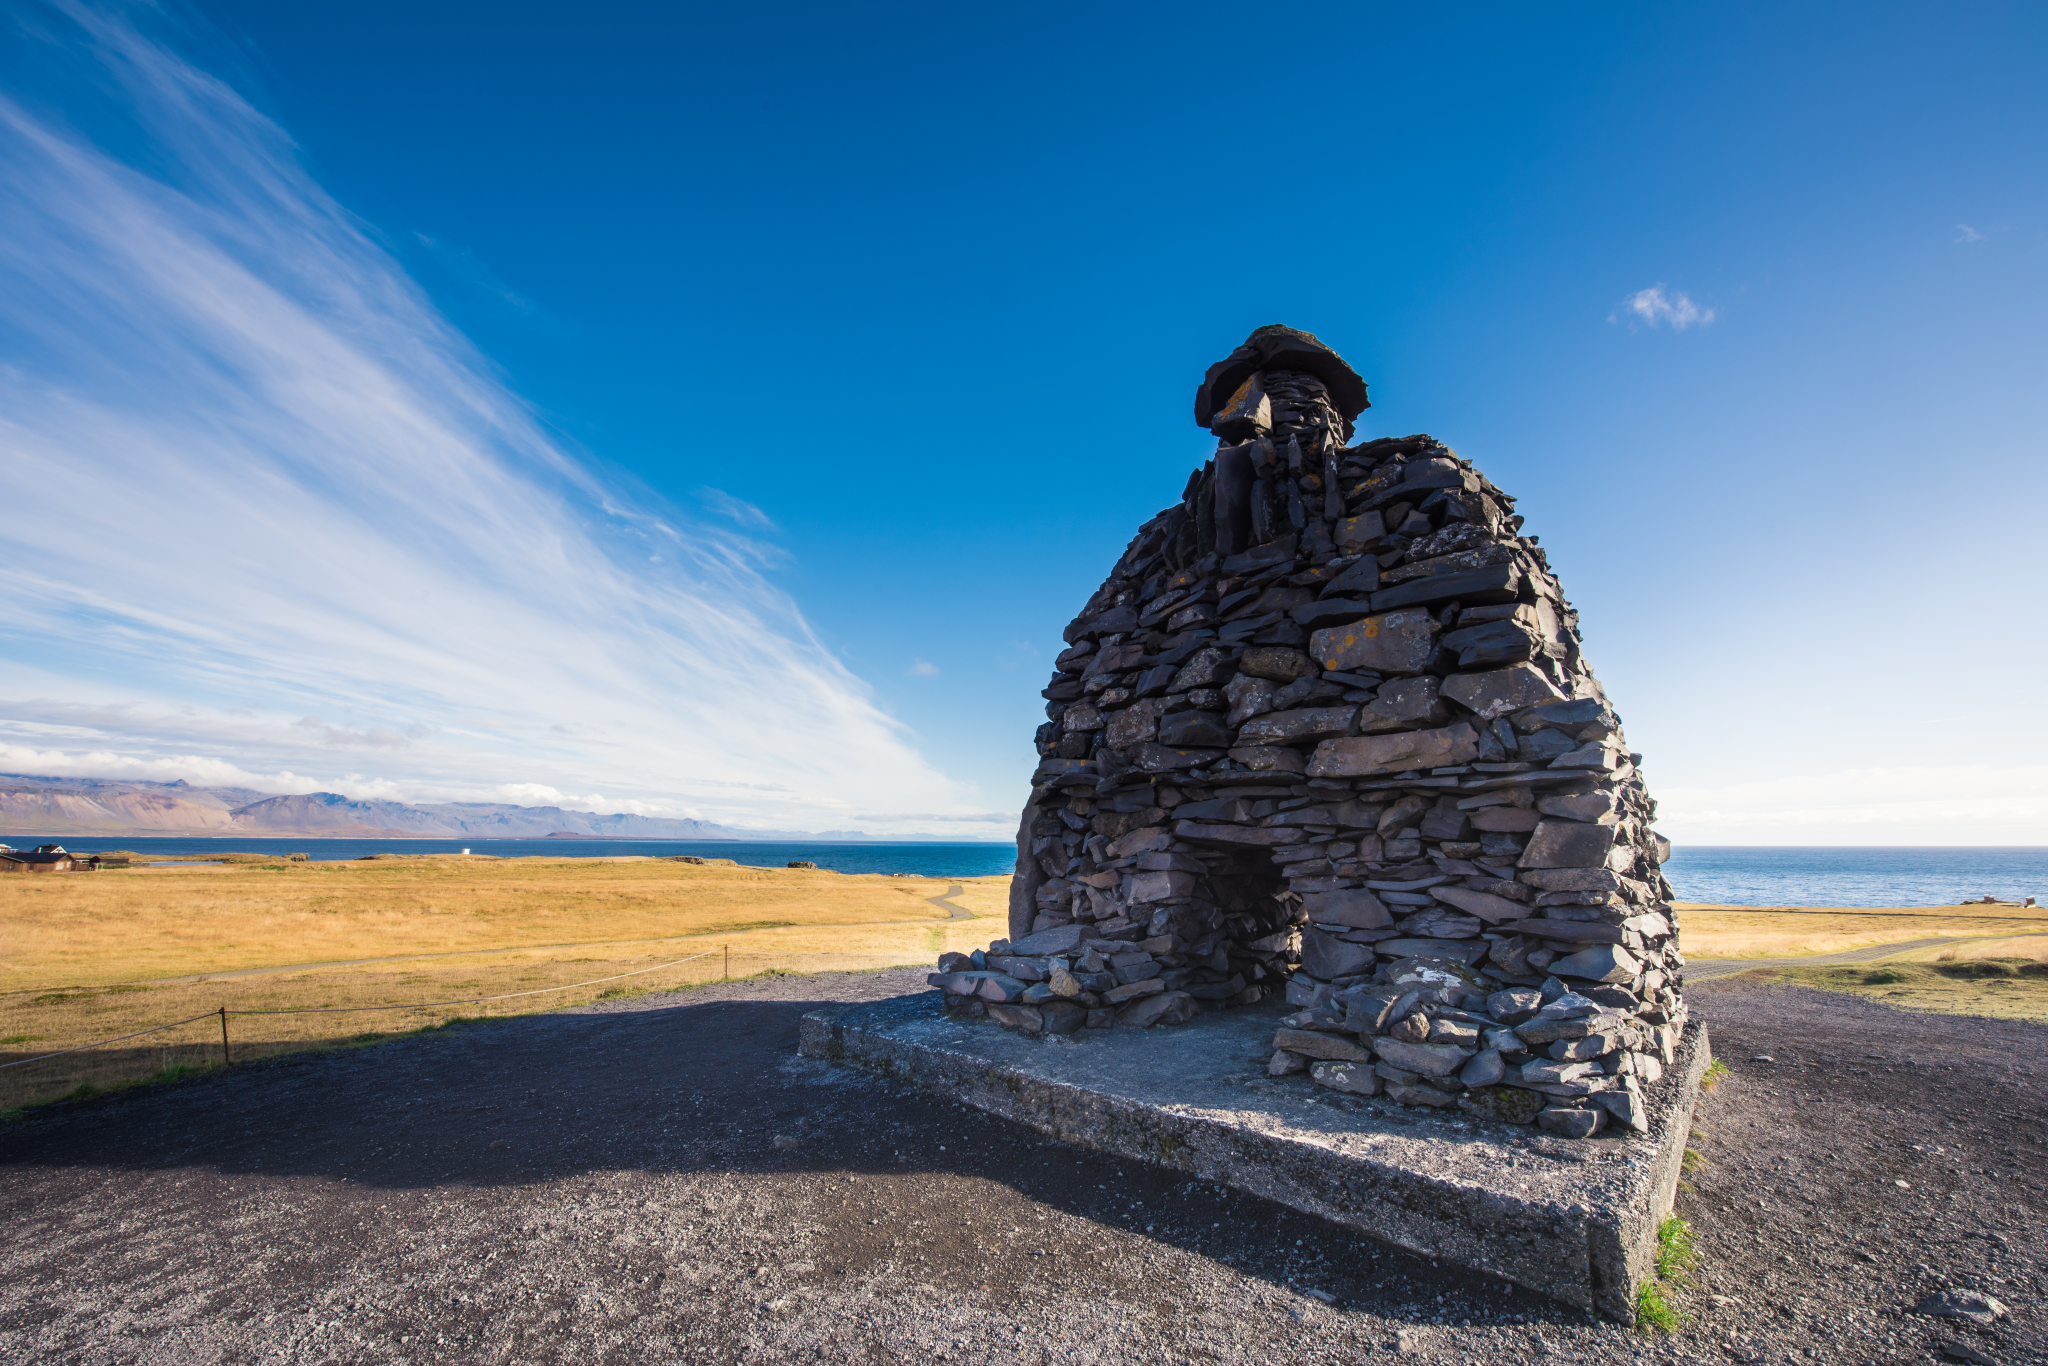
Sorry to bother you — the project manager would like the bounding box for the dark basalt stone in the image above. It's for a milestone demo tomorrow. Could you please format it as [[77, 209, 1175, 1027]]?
[[946, 325, 1679, 1145], [1194, 324, 1370, 429]]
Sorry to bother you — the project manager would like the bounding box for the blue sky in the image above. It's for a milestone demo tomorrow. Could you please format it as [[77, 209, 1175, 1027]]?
[[0, 1, 2042, 842]]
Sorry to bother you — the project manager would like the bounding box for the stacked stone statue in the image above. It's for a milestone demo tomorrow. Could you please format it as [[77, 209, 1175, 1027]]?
[[927, 324, 1683, 1139]]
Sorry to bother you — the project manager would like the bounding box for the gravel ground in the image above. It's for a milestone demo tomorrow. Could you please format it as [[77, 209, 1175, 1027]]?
[[0, 969, 2041, 1365]]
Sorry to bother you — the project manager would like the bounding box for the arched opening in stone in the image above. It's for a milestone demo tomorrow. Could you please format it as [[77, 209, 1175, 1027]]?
[[1000, 777, 1308, 1018], [1154, 825, 1295, 1002]]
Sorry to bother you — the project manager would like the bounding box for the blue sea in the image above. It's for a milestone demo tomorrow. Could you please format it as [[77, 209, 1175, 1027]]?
[[2, 835, 1019, 879], [1663, 846, 2046, 909], [6, 836, 2043, 907]]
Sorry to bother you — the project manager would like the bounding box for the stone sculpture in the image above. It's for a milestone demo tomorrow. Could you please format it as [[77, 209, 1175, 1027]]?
[[928, 324, 1683, 1138]]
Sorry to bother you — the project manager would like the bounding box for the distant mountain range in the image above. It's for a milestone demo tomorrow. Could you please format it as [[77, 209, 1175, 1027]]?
[[0, 774, 874, 841]]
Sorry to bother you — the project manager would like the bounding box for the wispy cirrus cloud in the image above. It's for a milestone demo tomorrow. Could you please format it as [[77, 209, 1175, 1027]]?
[[1611, 283, 1715, 330], [411, 232, 560, 328], [0, 3, 1001, 837], [293, 716, 411, 750], [697, 487, 778, 530]]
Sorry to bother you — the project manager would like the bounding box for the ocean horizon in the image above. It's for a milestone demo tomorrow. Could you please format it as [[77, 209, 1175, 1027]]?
[[0, 835, 1020, 879], [1661, 845, 2044, 910], [5, 836, 2041, 908]]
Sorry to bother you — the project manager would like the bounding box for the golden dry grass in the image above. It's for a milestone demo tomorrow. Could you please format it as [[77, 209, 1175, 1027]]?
[[1917, 935, 2048, 964], [1674, 902, 2048, 960], [0, 855, 1006, 989], [0, 855, 1009, 1112], [1739, 960, 2048, 1025], [938, 878, 1011, 918]]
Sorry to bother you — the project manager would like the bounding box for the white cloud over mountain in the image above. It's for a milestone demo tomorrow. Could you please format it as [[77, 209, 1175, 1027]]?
[[0, 8, 1001, 837]]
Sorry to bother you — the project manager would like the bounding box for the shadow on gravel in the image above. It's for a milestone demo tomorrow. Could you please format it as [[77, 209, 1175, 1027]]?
[[0, 990, 1573, 1328], [3, 997, 867, 1187], [7, 976, 2044, 1362]]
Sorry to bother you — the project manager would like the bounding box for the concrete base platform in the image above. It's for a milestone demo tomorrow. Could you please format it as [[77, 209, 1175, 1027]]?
[[800, 993, 1708, 1322]]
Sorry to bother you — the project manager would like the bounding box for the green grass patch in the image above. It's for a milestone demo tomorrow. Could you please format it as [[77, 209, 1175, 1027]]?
[[1655, 1216, 1698, 1280], [1634, 1216, 1695, 1332], [1635, 1279, 1680, 1332], [1701, 1058, 1730, 1089], [0, 1034, 46, 1046], [1935, 960, 2018, 979], [1766, 960, 2048, 1024]]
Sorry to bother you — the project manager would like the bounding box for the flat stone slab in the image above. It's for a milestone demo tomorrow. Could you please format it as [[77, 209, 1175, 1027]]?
[[801, 993, 1707, 1322]]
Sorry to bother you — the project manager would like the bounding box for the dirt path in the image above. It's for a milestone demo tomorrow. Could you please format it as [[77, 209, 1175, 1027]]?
[[1689, 930, 2048, 980], [924, 883, 978, 920], [0, 971, 2039, 1365]]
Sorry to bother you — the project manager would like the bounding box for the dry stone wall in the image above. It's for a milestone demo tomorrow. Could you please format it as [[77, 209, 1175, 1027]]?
[[927, 325, 1682, 1139]]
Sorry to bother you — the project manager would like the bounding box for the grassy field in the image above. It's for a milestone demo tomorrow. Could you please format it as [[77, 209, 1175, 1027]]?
[[0, 854, 1007, 1112], [1734, 959, 2048, 1023], [0, 853, 1009, 988], [9, 857, 2044, 1115], [1672, 902, 2048, 959], [1690, 908, 2048, 1024]]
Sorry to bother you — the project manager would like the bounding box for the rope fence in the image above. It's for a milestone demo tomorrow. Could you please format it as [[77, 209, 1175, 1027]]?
[[0, 944, 931, 1082], [218, 948, 724, 1019], [0, 1012, 225, 1072]]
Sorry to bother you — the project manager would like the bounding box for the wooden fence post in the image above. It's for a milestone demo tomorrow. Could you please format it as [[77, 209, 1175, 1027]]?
[[219, 1006, 231, 1066]]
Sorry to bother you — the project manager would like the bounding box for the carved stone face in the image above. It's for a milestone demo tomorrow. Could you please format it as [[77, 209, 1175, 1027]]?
[[1257, 370, 1352, 452], [1206, 369, 1353, 452]]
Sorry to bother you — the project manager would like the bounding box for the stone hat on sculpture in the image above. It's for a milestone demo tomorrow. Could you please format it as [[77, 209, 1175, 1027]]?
[[1193, 324, 1371, 437]]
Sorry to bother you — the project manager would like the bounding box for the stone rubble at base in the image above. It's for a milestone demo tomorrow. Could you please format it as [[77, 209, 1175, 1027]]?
[[927, 324, 1685, 1140]]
